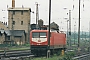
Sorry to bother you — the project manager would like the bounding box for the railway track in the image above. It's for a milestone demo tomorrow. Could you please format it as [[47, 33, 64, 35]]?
[[73, 52, 90, 60], [1, 48, 90, 60], [0, 49, 34, 60]]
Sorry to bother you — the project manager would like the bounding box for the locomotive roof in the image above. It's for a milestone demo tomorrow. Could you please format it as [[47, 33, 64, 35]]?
[[31, 30, 65, 34], [31, 30, 48, 32]]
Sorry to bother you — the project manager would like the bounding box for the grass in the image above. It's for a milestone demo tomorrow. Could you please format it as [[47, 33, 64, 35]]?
[[31, 51, 76, 60], [0, 44, 30, 51], [8, 46, 30, 50], [31, 56, 61, 60], [8, 44, 30, 50], [22, 55, 76, 60]]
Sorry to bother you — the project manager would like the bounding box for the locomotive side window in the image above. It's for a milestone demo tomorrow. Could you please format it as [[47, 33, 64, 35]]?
[[32, 32, 39, 38], [65, 34, 66, 38], [40, 32, 46, 38]]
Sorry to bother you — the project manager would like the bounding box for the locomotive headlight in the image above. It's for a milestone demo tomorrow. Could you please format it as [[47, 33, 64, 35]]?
[[39, 44, 41, 45], [37, 44, 41, 45]]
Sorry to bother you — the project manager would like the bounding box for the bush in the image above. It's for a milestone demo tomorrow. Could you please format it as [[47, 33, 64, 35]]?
[[22, 43, 30, 47], [58, 51, 75, 60]]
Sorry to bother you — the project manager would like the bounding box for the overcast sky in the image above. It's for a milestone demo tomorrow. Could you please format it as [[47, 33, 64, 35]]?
[[0, 0, 90, 31]]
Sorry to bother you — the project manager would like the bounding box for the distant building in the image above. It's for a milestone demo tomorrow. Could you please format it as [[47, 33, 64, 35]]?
[[0, 30, 26, 45], [30, 21, 59, 30], [4, 30, 26, 45], [31, 24, 37, 30], [50, 22, 59, 30], [40, 22, 59, 30], [38, 19, 43, 28], [0, 30, 5, 44]]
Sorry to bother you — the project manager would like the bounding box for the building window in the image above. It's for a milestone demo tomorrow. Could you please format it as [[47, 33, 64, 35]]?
[[13, 11, 15, 15], [13, 21, 15, 25], [21, 11, 23, 15], [8, 36, 10, 40], [21, 21, 23, 25]]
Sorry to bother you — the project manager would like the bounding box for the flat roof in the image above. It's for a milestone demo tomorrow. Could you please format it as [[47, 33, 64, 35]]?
[[8, 7, 31, 11]]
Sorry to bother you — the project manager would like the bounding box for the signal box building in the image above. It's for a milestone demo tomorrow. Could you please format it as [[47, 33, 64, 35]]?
[[0, 30, 25, 45], [0, 21, 8, 30], [7, 0, 31, 43], [8, 8, 31, 43], [8, 8, 31, 32]]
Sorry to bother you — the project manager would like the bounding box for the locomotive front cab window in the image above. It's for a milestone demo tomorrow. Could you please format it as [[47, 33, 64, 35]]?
[[32, 32, 46, 38], [40, 32, 46, 38], [32, 32, 39, 38]]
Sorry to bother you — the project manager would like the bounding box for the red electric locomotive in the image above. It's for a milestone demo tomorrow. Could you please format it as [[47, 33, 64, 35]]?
[[30, 30, 66, 56]]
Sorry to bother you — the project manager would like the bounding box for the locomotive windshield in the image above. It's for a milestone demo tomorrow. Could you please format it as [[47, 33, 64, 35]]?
[[32, 32, 39, 38], [32, 32, 46, 38]]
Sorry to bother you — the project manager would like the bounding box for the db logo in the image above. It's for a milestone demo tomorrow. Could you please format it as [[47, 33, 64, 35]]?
[[38, 40, 41, 42]]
